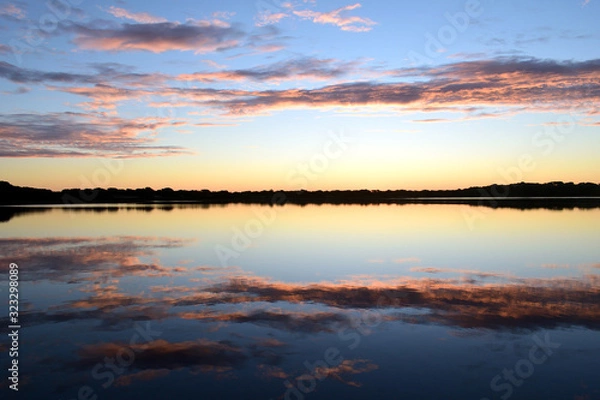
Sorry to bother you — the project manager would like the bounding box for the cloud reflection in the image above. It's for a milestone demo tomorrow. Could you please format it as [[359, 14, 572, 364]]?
[[3, 235, 598, 333], [0, 236, 191, 283], [3, 233, 598, 396]]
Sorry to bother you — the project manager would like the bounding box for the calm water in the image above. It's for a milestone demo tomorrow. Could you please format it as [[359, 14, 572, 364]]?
[[1, 204, 599, 400]]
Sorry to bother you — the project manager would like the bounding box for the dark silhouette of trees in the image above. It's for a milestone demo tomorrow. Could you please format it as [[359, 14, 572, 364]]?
[[1, 180, 599, 207]]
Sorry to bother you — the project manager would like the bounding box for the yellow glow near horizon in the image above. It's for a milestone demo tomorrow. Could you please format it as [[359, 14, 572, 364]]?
[[1, 152, 597, 192]]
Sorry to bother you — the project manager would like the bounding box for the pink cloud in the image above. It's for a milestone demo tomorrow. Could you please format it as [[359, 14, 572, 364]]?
[[105, 6, 167, 24], [0, 3, 25, 19], [71, 20, 244, 53], [255, 11, 289, 27], [0, 113, 192, 158], [294, 3, 376, 32], [176, 57, 359, 83]]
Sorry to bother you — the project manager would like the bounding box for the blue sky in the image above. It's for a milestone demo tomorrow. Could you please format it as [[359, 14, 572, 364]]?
[[0, 0, 598, 190]]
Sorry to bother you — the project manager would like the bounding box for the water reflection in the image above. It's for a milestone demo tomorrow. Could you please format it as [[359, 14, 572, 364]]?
[[2, 197, 600, 223], [3, 236, 598, 332], [0, 204, 598, 399]]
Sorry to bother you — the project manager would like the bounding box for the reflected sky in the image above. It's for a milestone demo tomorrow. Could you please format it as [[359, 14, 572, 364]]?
[[0, 204, 599, 399]]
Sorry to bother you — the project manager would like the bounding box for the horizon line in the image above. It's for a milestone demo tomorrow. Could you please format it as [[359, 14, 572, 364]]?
[[2, 180, 600, 193]]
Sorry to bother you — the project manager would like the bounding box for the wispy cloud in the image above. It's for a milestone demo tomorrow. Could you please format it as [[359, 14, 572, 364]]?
[[1, 86, 29, 95], [0, 3, 25, 20], [176, 57, 360, 83], [201, 59, 227, 69], [293, 3, 376, 32], [255, 11, 289, 27], [104, 6, 167, 24], [0, 61, 165, 88], [0, 61, 97, 84], [393, 257, 421, 264], [212, 11, 236, 20]]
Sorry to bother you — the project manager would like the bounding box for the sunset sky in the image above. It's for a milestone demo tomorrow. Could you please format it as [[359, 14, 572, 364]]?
[[0, 0, 598, 191]]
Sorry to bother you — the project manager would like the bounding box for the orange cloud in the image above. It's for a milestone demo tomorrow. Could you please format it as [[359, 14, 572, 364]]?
[[115, 369, 171, 387], [75, 339, 248, 371], [257, 365, 289, 380], [296, 359, 378, 387], [6, 235, 599, 333], [0, 236, 190, 281]]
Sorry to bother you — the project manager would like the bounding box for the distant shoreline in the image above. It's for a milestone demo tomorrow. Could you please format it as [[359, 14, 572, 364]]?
[[1, 180, 600, 207]]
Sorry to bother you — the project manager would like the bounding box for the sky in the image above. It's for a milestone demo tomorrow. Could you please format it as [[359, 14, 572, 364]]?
[[0, 0, 598, 191]]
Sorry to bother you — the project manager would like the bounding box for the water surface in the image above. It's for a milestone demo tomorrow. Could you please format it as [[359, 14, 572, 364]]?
[[1, 204, 599, 399]]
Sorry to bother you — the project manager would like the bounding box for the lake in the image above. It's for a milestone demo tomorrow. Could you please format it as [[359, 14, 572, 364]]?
[[1, 203, 599, 399]]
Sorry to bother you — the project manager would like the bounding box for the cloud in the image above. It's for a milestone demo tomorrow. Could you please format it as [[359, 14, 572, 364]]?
[[201, 59, 227, 69], [0, 61, 165, 87], [62, 335, 377, 390], [187, 274, 600, 331], [409, 266, 505, 279], [256, 364, 289, 380], [411, 118, 451, 123], [255, 11, 289, 27], [0, 43, 11, 53], [430, 57, 600, 78], [7, 56, 599, 124], [0, 236, 190, 281], [393, 257, 421, 264], [201, 57, 600, 116], [176, 57, 360, 83], [6, 233, 599, 333], [17, 272, 600, 332], [0, 3, 25, 20], [242, 24, 287, 54], [293, 3, 376, 32], [212, 11, 236, 20], [73, 339, 248, 371], [0, 113, 191, 157], [179, 309, 349, 333], [105, 6, 168, 24], [2, 86, 29, 95], [115, 369, 171, 387], [0, 61, 96, 84], [53, 83, 151, 110], [296, 359, 378, 388], [67, 20, 245, 53]]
